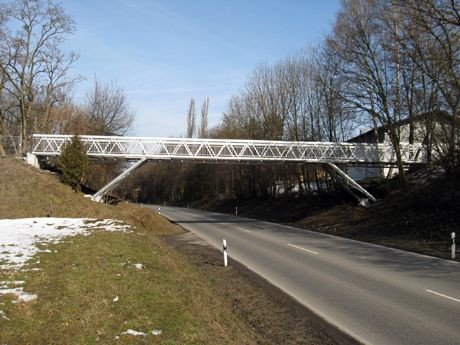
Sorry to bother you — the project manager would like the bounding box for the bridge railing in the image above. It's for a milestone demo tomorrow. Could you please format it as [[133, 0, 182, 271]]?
[[31, 134, 425, 165]]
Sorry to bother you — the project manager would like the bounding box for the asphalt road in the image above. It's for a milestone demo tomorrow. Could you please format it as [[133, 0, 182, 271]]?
[[148, 205, 460, 345]]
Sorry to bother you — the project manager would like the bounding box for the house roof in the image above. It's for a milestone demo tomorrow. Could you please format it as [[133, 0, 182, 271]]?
[[348, 111, 457, 142]]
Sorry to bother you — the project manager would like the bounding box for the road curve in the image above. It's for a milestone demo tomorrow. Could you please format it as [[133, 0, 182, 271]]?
[[148, 205, 460, 345]]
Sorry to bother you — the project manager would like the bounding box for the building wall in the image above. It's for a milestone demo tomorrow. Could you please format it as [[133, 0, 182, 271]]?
[[349, 122, 429, 180]]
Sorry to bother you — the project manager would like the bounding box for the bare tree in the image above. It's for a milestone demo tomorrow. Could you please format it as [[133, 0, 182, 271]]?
[[47, 102, 90, 135], [394, 0, 460, 168], [315, 46, 357, 142], [36, 47, 80, 133], [199, 98, 209, 138], [0, 0, 77, 153], [85, 79, 134, 135], [325, 0, 411, 188], [186, 97, 196, 138]]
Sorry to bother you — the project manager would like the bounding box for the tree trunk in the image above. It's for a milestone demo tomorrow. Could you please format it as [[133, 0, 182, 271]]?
[[390, 135, 407, 191], [0, 138, 6, 157], [20, 112, 27, 155]]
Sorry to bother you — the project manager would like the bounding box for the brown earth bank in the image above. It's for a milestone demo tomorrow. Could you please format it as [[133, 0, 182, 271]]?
[[162, 230, 360, 345], [189, 166, 460, 261]]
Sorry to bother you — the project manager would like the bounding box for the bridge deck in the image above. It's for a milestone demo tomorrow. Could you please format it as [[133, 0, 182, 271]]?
[[32, 134, 425, 165]]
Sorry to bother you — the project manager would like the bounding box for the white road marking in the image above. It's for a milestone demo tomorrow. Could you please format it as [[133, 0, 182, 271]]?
[[426, 289, 460, 303], [237, 226, 250, 232], [288, 243, 319, 255]]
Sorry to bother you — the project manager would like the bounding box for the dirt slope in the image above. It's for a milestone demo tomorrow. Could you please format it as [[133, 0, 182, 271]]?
[[197, 167, 460, 261]]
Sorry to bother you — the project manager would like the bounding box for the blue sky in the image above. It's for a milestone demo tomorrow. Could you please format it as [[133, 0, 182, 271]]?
[[62, 0, 340, 137]]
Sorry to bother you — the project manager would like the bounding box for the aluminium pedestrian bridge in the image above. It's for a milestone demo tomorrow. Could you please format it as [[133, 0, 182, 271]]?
[[31, 134, 426, 203]]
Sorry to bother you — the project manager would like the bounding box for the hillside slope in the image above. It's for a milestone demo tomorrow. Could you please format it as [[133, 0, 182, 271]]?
[[0, 158, 261, 344], [198, 167, 460, 261]]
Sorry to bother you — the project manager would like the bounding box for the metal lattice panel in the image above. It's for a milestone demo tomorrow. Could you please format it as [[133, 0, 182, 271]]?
[[32, 134, 425, 165]]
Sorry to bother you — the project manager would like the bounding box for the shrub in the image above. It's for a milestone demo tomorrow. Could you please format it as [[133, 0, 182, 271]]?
[[58, 135, 88, 191]]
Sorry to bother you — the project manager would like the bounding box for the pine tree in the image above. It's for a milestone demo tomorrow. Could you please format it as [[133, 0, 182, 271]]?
[[58, 136, 88, 191]]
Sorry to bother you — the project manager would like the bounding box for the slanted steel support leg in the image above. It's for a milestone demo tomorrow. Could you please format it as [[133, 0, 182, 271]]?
[[325, 163, 377, 204], [92, 158, 147, 202]]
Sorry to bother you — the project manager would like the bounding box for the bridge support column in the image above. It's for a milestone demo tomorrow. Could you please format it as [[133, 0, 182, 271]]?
[[325, 163, 377, 205], [26, 153, 40, 168], [92, 158, 147, 202]]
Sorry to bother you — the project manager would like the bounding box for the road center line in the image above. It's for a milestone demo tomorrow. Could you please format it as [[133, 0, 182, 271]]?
[[288, 243, 319, 255], [426, 289, 460, 303], [237, 226, 250, 232]]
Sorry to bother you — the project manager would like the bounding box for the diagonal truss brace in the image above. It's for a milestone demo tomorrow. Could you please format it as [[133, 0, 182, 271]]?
[[92, 158, 147, 202], [30, 134, 424, 204], [325, 163, 377, 204], [32, 134, 426, 165]]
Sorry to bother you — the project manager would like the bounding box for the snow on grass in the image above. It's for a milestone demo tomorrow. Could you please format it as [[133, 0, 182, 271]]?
[[120, 329, 162, 337], [0, 218, 131, 303], [0, 310, 9, 320], [0, 218, 131, 270], [0, 288, 37, 302], [121, 329, 147, 336], [0, 280, 25, 286]]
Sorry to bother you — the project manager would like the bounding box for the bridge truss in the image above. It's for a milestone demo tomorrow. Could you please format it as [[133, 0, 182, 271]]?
[[31, 134, 426, 203]]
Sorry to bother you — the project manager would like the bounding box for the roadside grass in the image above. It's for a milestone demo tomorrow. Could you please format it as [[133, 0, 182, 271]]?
[[0, 158, 173, 234], [0, 158, 259, 344]]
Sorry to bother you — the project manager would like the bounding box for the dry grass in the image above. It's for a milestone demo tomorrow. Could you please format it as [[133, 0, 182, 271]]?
[[0, 158, 259, 344], [0, 158, 173, 235]]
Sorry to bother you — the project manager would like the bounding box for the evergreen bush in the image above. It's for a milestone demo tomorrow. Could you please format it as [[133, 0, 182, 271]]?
[[58, 135, 88, 191]]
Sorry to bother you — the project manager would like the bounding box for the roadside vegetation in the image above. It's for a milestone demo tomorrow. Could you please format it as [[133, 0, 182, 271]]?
[[196, 165, 460, 261], [0, 158, 261, 344], [58, 135, 89, 191]]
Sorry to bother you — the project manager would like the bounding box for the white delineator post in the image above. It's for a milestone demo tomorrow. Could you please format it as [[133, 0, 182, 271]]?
[[223, 239, 228, 267], [451, 232, 456, 260], [235, 206, 238, 216], [158, 207, 161, 215]]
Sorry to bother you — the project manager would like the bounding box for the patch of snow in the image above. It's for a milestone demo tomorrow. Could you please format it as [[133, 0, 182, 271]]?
[[22, 268, 42, 272], [0, 281, 25, 285], [0, 218, 131, 270], [113, 296, 119, 302], [134, 263, 143, 269], [0, 310, 9, 320], [121, 329, 147, 336], [151, 329, 162, 336], [19, 292, 37, 302], [0, 287, 37, 302]]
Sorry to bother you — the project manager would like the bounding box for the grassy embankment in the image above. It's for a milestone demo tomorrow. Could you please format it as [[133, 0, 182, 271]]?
[[0, 158, 259, 344]]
